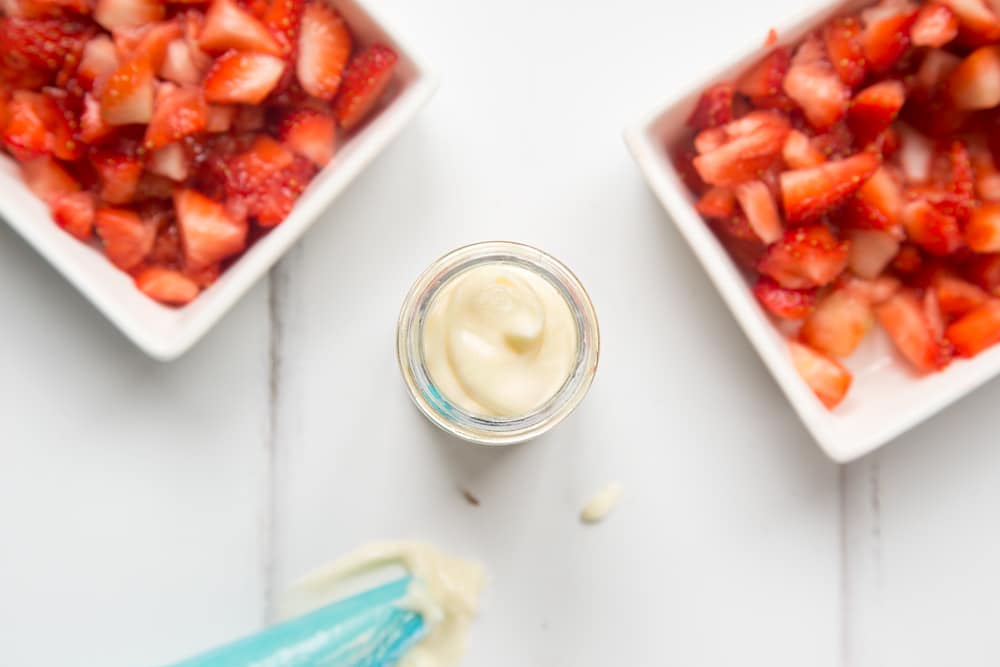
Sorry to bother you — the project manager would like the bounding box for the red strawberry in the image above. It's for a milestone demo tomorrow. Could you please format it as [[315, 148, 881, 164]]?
[[694, 186, 737, 219], [79, 93, 112, 145], [801, 286, 874, 357], [691, 111, 789, 187], [265, 0, 305, 56], [753, 276, 817, 319], [203, 50, 285, 104], [198, 0, 282, 56], [687, 83, 735, 130], [91, 147, 144, 204], [134, 266, 200, 305], [734, 180, 782, 243], [148, 143, 190, 181], [810, 123, 855, 161], [94, 0, 165, 31], [160, 37, 212, 86], [3, 91, 58, 157], [144, 84, 207, 150], [76, 34, 121, 91], [174, 188, 247, 269], [789, 340, 853, 409], [782, 129, 826, 169], [295, 2, 352, 101], [711, 214, 761, 243], [95, 207, 155, 270], [893, 243, 925, 274], [780, 152, 881, 224], [861, 1, 919, 73], [877, 289, 951, 372], [50, 191, 96, 241], [205, 104, 235, 132], [275, 107, 337, 167], [948, 45, 1000, 110], [0, 17, 94, 87], [100, 56, 155, 125], [927, 140, 974, 222], [937, 0, 1000, 45], [911, 2, 960, 47], [232, 104, 266, 131], [333, 44, 398, 130], [20, 155, 80, 203], [736, 47, 793, 109], [758, 225, 849, 289], [782, 34, 850, 131], [911, 48, 961, 101], [116, 21, 184, 72], [840, 166, 903, 231], [847, 80, 905, 146], [946, 299, 1000, 355], [5, 0, 90, 19], [846, 228, 901, 279], [824, 16, 867, 88], [934, 270, 989, 315], [840, 273, 902, 304], [966, 201, 1000, 251], [902, 198, 963, 255]]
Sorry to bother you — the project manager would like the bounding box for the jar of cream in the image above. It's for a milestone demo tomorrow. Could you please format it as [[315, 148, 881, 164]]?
[[397, 242, 600, 445]]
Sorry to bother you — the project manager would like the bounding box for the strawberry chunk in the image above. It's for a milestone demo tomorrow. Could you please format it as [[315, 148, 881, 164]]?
[[218, 136, 315, 226], [937, 0, 1000, 45], [758, 225, 849, 289], [824, 16, 867, 88], [203, 50, 285, 104], [911, 3, 960, 47], [134, 266, 200, 306], [737, 47, 793, 109], [948, 45, 1000, 110], [694, 186, 736, 219], [687, 83, 736, 130], [205, 104, 235, 133], [934, 270, 989, 316], [789, 340, 853, 409], [780, 152, 881, 224], [946, 299, 1000, 356], [802, 286, 874, 357], [94, 0, 164, 30], [734, 180, 782, 243], [160, 37, 211, 86], [877, 290, 951, 372], [846, 228, 901, 279], [79, 93, 112, 145], [966, 201, 1000, 251], [174, 188, 248, 269], [753, 276, 817, 319], [840, 272, 902, 304], [265, 0, 305, 56], [691, 111, 789, 187], [782, 129, 826, 169], [275, 107, 337, 167], [144, 84, 207, 150], [840, 166, 903, 231], [148, 143, 190, 181], [783, 35, 850, 131], [901, 198, 963, 255], [95, 207, 155, 270], [296, 2, 352, 101], [0, 17, 94, 87], [862, 1, 919, 73], [847, 80, 905, 147], [3, 90, 63, 158], [77, 34, 121, 91], [199, 0, 282, 56], [91, 146, 144, 204], [912, 49, 962, 101], [20, 155, 80, 203], [100, 56, 155, 125], [50, 191, 96, 241], [333, 44, 398, 130]]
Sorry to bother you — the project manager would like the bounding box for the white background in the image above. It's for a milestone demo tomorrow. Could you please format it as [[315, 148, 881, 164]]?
[[3, 0, 1000, 664]]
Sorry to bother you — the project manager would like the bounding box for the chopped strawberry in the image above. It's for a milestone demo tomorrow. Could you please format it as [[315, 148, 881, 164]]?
[[948, 45, 1000, 109], [966, 201, 1000, 251], [847, 80, 905, 146], [94, 0, 165, 31], [927, 140, 974, 222], [295, 2, 352, 101], [782, 35, 850, 131], [711, 214, 761, 243], [205, 104, 235, 132], [802, 286, 874, 357], [824, 16, 867, 87], [840, 166, 903, 231], [20, 155, 79, 203], [77, 34, 121, 91], [224, 138, 315, 226], [840, 272, 902, 303], [687, 83, 736, 130], [203, 50, 285, 104], [0, 17, 94, 87], [934, 270, 990, 315], [902, 198, 963, 255], [789, 340, 853, 409], [946, 299, 1000, 355], [134, 266, 200, 305], [758, 225, 849, 289], [912, 49, 962, 100], [94, 206, 155, 270], [148, 143, 190, 181], [79, 93, 112, 145], [117, 21, 184, 73], [753, 275, 817, 319], [862, 1, 919, 73], [91, 147, 143, 204], [264, 0, 305, 56], [937, 0, 1000, 45], [780, 152, 881, 224], [782, 129, 826, 169], [275, 107, 336, 166], [846, 228, 901, 279], [3, 90, 57, 157], [100, 56, 155, 125], [877, 289, 951, 371], [691, 111, 790, 187], [737, 47, 793, 109], [160, 37, 212, 86], [174, 187, 248, 269], [232, 104, 266, 131], [50, 190, 96, 241], [333, 43, 397, 130], [965, 252, 1000, 292], [810, 122, 856, 160], [694, 186, 736, 219], [144, 84, 207, 150], [199, 0, 282, 56], [734, 180, 782, 243], [911, 3, 960, 47], [893, 243, 925, 274]]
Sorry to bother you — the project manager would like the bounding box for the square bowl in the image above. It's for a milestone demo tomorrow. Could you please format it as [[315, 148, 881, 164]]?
[[625, 0, 1000, 462], [0, 0, 436, 362]]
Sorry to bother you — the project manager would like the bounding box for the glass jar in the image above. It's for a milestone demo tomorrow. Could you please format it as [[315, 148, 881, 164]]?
[[397, 241, 600, 445]]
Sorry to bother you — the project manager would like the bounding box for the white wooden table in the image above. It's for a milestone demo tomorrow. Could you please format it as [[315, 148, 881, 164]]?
[[3, 0, 1000, 664]]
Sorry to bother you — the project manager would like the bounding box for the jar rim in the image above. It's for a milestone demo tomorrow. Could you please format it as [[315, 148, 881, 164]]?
[[396, 241, 600, 446]]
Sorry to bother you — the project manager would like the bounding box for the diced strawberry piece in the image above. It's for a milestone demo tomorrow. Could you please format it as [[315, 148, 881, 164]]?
[[671, 141, 707, 195], [693, 126, 725, 155], [840, 272, 902, 304], [275, 107, 337, 167], [737, 47, 793, 109], [3, 90, 53, 156], [911, 3, 960, 46], [753, 275, 817, 319], [20, 155, 80, 203], [117, 21, 184, 73], [711, 214, 761, 243], [877, 289, 951, 371], [199, 0, 282, 56], [687, 83, 736, 130], [782, 35, 850, 131], [780, 152, 881, 224], [295, 2, 352, 101], [847, 80, 905, 146], [937, 0, 1000, 45], [144, 84, 207, 150], [183, 262, 222, 288], [893, 243, 925, 274], [264, 0, 305, 56], [232, 104, 266, 131], [928, 140, 975, 222], [148, 142, 189, 181], [840, 166, 903, 231], [174, 188, 247, 269], [91, 147, 143, 204], [0, 17, 94, 87], [810, 122, 856, 161], [691, 111, 790, 187], [95, 207, 155, 270], [94, 0, 165, 31], [100, 56, 155, 125], [758, 225, 850, 289], [694, 186, 736, 219], [824, 16, 867, 88], [948, 45, 1000, 109], [946, 299, 1000, 355], [789, 340, 853, 409], [50, 190, 96, 241], [205, 104, 235, 132], [4, 0, 89, 19], [77, 34, 121, 91], [912, 49, 962, 101], [203, 50, 285, 104], [160, 37, 212, 86], [966, 201, 1000, 251], [79, 93, 112, 145], [333, 43, 397, 130], [734, 180, 782, 243], [802, 286, 874, 357], [134, 266, 200, 305], [847, 228, 901, 279], [782, 129, 826, 169], [902, 198, 963, 255], [862, 1, 919, 73], [934, 270, 989, 315]]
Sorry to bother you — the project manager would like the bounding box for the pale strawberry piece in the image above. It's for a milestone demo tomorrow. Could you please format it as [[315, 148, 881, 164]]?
[[966, 201, 1000, 251], [94, 0, 165, 31], [80, 93, 112, 144], [296, 2, 352, 101], [95, 207, 155, 270], [948, 45, 1000, 109], [780, 152, 881, 224], [148, 143, 190, 181], [840, 166, 903, 230], [911, 2, 960, 46], [789, 340, 853, 409], [734, 180, 782, 244], [199, 0, 282, 56], [877, 290, 951, 372], [782, 35, 850, 130], [736, 47, 793, 109], [100, 56, 155, 125], [333, 43, 398, 130], [77, 34, 121, 91], [203, 50, 285, 104], [824, 16, 867, 88], [901, 198, 963, 255], [693, 127, 726, 155], [862, 0, 919, 72], [91, 148, 143, 204], [50, 191, 96, 241], [116, 21, 184, 72], [847, 80, 905, 146], [782, 129, 826, 169], [934, 270, 989, 315], [753, 276, 817, 319], [691, 111, 790, 187], [174, 188, 248, 269], [687, 83, 736, 130], [937, 0, 1000, 44], [802, 286, 874, 357], [846, 228, 901, 279], [134, 266, 200, 305], [20, 155, 79, 203], [946, 299, 1000, 356], [924, 287, 947, 339], [694, 186, 736, 219], [840, 273, 902, 304], [144, 83, 207, 150], [276, 107, 337, 167], [160, 38, 211, 86], [758, 225, 849, 289], [205, 104, 235, 132]]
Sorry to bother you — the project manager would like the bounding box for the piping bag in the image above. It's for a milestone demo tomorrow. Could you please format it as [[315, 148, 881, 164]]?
[[163, 542, 485, 667]]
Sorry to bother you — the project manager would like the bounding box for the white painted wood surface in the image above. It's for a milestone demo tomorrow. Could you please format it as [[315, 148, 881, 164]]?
[[0, 0, 995, 665]]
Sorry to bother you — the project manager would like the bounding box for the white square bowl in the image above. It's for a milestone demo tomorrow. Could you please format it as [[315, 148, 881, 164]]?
[[625, 0, 1000, 462], [0, 0, 436, 361]]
